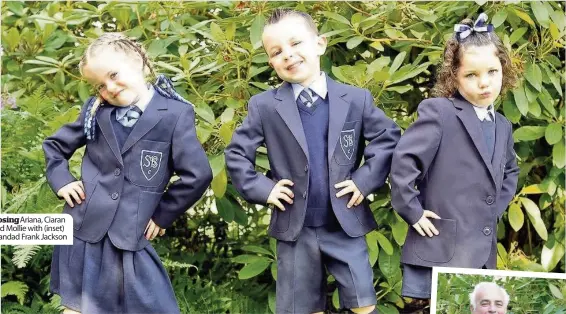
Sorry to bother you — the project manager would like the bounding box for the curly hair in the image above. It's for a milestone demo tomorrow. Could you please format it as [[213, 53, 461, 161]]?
[[432, 18, 519, 98]]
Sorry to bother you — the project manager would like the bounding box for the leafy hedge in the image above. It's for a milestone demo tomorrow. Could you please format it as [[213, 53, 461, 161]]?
[[1, 1, 564, 313]]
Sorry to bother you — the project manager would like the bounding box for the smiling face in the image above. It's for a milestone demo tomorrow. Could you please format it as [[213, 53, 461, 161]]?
[[262, 15, 327, 87], [456, 44, 503, 107], [81, 47, 149, 107], [470, 284, 508, 314]]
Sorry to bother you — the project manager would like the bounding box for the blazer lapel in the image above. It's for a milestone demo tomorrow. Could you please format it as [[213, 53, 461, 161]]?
[[452, 97, 496, 183], [121, 93, 165, 154], [97, 106, 124, 166], [326, 77, 350, 162], [491, 113, 507, 176], [274, 82, 309, 161]]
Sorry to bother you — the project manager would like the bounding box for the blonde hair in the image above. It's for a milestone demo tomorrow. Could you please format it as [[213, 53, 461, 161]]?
[[80, 32, 155, 117]]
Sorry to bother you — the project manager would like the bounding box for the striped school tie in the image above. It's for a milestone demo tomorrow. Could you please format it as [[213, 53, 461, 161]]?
[[299, 88, 313, 108], [487, 105, 495, 122], [118, 106, 143, 127]]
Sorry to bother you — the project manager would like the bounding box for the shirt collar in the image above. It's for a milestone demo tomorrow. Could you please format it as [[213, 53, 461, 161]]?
[[291, 72, 327, 100], [472, 104, 495, 122], [115, 85, 155, 119]]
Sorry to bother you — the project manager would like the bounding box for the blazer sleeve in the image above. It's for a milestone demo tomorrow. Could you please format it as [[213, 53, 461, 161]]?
[[390, 99, 443, 226], [496, 120, 519, 218], [224, 96, 276, 205], [152, 105, 213, 228], [351, 89, 401, 197], [42, 98, 91, 194]]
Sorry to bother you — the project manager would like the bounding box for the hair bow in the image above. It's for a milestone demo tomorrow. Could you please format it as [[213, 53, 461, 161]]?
[[453, 13, 494, 41]]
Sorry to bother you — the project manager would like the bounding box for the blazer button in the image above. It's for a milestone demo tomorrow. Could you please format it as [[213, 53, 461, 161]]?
[[483, 226, 492, 236], [111, 192, 119, 200], [302, 191, 307, 199], [114, 168, 121, 176], [486, 195, 495, 205], [304, 165, 308, 172]]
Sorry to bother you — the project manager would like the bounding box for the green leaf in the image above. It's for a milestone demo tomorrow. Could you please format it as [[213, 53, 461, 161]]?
[[216, 196, 234, 222], [512, 9, 535, 27], [268, 290, 276, 313], [376, 231, 394, 255], [209, 154, 225, 177], [392, 213, 409, 246], [346, 36, 364, 49], [541, 64, 563, 97], [231, 254, 270, 264], [210, 22, 225, 41], [545, 123, 563, 145], [508, 203, 524, 231], [503, 96, 521, 123], [549, 283, 564, 299], [194, 105, 216, 125], [373, 71, 390, 82], [492, 10, 507, 28], [1, 281, 28, 305], [513, 126, 546, 141], [249, 15, 265, 50], [521, 197, 548, 240], [524, 64, 542, 92], [238, 259, 271, 279], [509, 27, 528, 45], [541, 241, 565, 272], [322, 11, 351, 26], [378, 248, 400, 280], [552, 140, 565, 169], [512, 84, 529, 116], [211, 169, 227, 198], [531, 1, 550, 28], [332, 288, 340, 309], [389, 51, 406, 75], [242, 245, 274, 257]]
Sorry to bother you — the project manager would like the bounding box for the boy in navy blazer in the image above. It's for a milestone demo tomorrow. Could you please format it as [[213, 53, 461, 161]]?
[[225, 9, 400, 314]]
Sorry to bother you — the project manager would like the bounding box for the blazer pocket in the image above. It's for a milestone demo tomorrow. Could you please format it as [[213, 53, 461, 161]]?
[[67, 180, 98, 231], [413, 218, 457, 263], [128, 140, 170, 188], [334, 121, 360, 166], [272, 207, 290, 233], [137, 190, 164, 240]]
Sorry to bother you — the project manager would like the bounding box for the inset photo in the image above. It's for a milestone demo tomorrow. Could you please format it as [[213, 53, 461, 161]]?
[[431, 267, 566, 314]]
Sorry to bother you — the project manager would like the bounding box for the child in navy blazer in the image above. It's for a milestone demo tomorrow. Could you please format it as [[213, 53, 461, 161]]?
[[391, 14, 520, 300], [43, 33, 212, 314], [226, 9, 400, 314]]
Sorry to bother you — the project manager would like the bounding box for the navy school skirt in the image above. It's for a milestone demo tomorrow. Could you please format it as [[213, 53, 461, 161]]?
[[50, 236, 180, 314]]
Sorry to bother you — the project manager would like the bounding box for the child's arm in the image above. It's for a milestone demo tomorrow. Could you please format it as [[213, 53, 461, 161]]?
[[349, 90, 402, 198], [225, 97, 277, 205], [151, 105, 213, 229], [496, 121, 519, 219], [391, 100, 443, 228], [43, 98, 92, 195]]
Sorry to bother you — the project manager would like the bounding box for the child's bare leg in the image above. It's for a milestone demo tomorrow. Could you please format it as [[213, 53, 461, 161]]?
[[351, 305, 376, 314], [62, 306, 81, 314]]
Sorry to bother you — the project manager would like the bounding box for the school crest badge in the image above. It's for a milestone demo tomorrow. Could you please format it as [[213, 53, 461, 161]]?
[[140, 150, 162, 180], [340, 129, 355, 161]]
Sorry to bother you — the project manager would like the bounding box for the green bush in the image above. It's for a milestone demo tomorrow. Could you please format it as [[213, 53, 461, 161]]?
[[1, 1, 564, 312]]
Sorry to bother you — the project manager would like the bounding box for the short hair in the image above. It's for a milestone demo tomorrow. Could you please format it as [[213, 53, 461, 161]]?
[[265, 8, 318, 35], [432, 16, 518, 98], [469, 282, 510, 310]]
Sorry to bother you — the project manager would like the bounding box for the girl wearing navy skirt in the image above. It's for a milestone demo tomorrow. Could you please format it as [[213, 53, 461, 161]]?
[[43, 32, 212, 314]]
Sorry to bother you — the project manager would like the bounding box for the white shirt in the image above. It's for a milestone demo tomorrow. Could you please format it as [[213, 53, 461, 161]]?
[[472, 104, 496, 122], [291, 72, 328, 103]]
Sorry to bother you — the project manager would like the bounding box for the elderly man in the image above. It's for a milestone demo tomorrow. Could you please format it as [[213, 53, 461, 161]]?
[[469, 282, 509, 314]]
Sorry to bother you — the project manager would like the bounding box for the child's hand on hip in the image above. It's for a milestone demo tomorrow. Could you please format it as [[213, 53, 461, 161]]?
[[145, 219, 165, 240], [413, 210, 441, 237], [56, 181, 85, 208], [335, 180, 364, 208], [267, 179, 294, 211]]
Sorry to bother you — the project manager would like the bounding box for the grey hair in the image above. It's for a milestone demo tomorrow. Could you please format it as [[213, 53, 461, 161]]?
[[469, 282, 510, 310]]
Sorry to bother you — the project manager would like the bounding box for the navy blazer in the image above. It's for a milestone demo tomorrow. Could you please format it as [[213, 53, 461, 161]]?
[[225, 76, 401, 241], [43, 92, 213, 251], [391, 96, 519, 268]]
